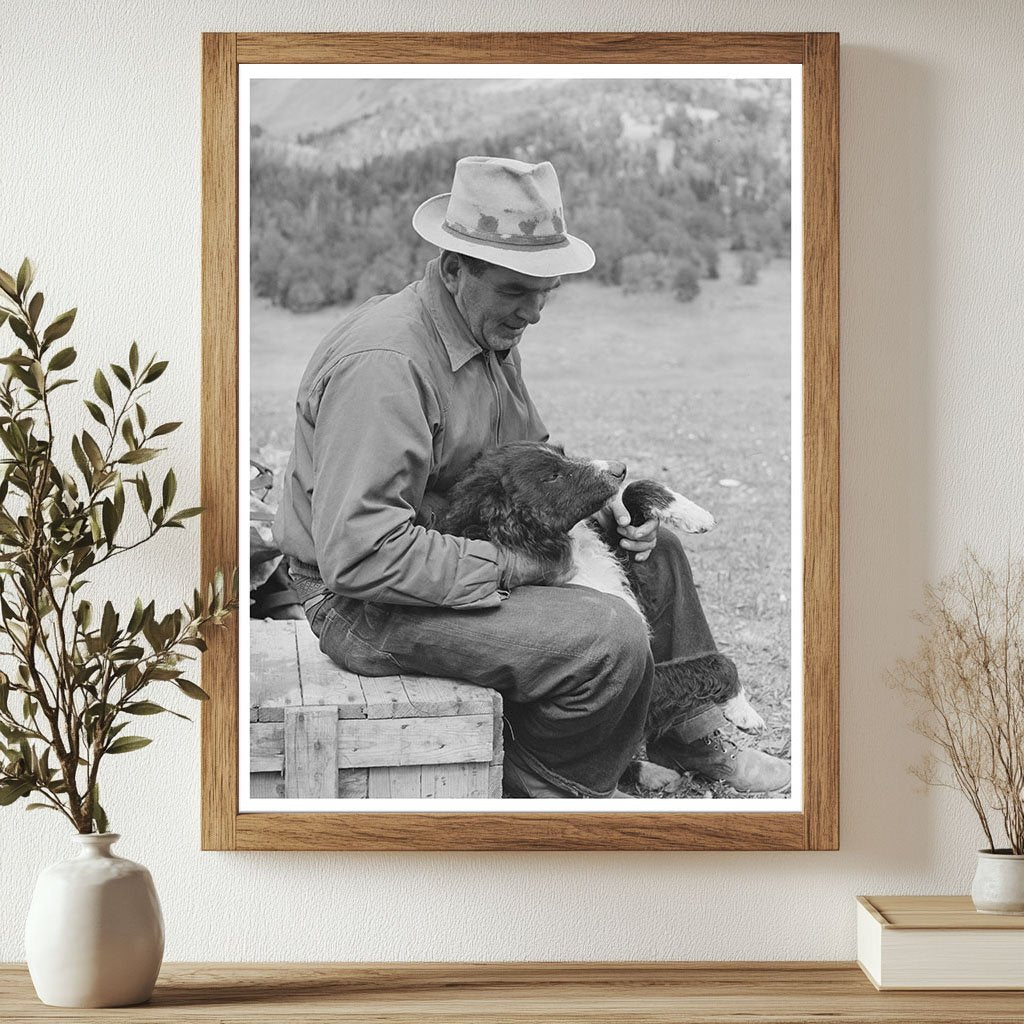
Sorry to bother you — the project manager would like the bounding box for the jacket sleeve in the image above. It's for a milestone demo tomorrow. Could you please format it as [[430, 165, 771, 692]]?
[[308, 349, 503, 609]]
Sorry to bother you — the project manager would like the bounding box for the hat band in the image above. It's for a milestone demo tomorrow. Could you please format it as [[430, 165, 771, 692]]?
[[442, 217, 567, 249]]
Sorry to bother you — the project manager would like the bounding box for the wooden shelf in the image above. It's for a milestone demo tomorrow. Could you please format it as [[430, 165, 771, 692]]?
[[3, 962, 1024, 1022]]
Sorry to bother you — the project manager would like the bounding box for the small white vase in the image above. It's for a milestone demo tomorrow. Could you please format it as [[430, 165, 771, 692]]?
[[25, 833, 164, 1007], [971, 849, 1024, 915]]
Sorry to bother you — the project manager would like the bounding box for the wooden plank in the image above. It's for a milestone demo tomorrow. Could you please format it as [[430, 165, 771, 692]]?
[[360, 674, 416, 719], [285, 707, 339, 798], [368, 765, 423, 798], [199, 30, 238, 853], [7, 961, 1024, 1022], [250, 722, 284, 772], [418, 763, 491, 799], [250, 772, 283, 799], [337, 715, 493, 769], [399, 675, 495, 717], [491, 690, 504, 763], [802, 32, 841, 852], [488, 763, 503, 798], [250, 620, 301, 717], [337, 768, 369, 799], [236, 32, 808, 64], [237, 809, 807, 852], [294, 619, 368, 717]]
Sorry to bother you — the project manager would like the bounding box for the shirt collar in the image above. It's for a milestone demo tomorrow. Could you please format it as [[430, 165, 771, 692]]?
[[420, 257, 488, 372]]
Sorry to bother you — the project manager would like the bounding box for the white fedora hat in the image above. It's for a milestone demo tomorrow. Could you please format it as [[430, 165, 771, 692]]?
[[412, 156, 595, 277]]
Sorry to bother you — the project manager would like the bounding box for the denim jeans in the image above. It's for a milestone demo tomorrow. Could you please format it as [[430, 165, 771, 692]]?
[[295, 528, 726, 797]]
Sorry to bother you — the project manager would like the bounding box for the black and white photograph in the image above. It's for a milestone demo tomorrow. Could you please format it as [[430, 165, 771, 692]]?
[[241, 65, 801, 811]]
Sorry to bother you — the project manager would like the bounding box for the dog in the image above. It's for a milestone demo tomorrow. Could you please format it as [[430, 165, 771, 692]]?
[[439, 441, 767, 791]]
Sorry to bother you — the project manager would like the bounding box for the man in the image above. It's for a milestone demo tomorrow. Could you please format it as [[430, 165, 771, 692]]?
[[274, 155, 789, 798]]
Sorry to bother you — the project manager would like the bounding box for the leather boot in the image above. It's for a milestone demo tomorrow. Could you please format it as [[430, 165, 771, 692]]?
[[648, 729, 790, 793]]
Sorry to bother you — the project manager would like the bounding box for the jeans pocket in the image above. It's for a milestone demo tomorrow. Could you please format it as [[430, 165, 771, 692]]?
[[318, 604, 401, 677]]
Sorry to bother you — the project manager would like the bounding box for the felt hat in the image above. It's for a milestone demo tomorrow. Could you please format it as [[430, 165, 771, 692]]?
[[412, 156, 595, 277]]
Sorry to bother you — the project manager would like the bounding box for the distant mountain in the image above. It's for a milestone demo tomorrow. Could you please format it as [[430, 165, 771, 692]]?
[[248, 76, 793, 312], [250, 77, 788, 170], [250, 78, 562, 167]]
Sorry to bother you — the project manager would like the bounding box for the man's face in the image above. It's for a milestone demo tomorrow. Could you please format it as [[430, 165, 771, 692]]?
[[444, 257, 561, 351]]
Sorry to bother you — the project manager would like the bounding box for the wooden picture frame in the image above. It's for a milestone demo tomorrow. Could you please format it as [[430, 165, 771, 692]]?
[[201, 32, 838, 851]]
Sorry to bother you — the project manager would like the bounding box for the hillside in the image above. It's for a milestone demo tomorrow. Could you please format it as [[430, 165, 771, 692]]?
[[249, 76, 793, 312]]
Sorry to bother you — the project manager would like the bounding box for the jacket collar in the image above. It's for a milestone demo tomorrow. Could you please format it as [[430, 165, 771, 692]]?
[[420, 257, 488, 372]]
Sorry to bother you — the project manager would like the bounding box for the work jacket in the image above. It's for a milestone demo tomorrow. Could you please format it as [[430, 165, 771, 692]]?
[[273, 257, 549, 610]]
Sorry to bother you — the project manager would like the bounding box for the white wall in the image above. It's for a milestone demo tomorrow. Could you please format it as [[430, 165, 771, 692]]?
[[2, 0, 1022, 962]]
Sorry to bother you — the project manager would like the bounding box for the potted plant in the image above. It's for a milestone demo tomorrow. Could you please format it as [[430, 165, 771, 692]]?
[[0, 259, 236, 1005], [895, 551, 1024, 914]]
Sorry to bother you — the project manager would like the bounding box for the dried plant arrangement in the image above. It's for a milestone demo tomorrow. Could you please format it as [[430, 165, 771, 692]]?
[[894, 551, 1024, 854], [0, 259, 236, 834]]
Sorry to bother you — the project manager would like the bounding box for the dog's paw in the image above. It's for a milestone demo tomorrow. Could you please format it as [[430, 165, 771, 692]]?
[[662, 490, 716, 534], [722, 689, 767, 733], [634, 759, 686, 793]]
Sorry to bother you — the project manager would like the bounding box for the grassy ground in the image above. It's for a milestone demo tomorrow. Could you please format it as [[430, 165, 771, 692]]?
[[250, 251, 793, 797]]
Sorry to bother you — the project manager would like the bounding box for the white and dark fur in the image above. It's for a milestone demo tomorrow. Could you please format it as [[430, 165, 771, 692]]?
[[439, 442, 766, 780]]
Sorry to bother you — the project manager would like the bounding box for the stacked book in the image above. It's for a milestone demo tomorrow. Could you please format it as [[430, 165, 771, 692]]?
[[857, 895, 1024, 990]]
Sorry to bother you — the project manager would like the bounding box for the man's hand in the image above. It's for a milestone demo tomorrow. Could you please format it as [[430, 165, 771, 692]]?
[[496, 546, 567, 589], [594, 494, 659, 563]]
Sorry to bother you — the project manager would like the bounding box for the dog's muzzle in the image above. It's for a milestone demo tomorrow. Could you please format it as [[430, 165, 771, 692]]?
[[591, 460, 626, 481]]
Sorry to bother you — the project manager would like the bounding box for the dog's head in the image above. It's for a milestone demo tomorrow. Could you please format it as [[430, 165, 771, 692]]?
[[441, 441, 626, 556]]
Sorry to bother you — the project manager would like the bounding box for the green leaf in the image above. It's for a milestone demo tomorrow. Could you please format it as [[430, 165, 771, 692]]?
[[0, 309, 10, 330], [168, 507, 203, 524], [42, 308, 77, 344], [47, 346, 77, 371], [100, 601, 117, 647], [0, 269, 18, 300], [124, 700, 170, 716], [8, 316, 31, 344], [101, 498, 117, 546], [93, 369, 113, 408], [161, 468, 176, 508], [26, 803, 61, 813], [83, 400, 107, 427], [76, 598, 93, 630], [0, 779, 33, 805], [142, 360, 168, 383], [16, 258, 34, 298], [136, 404, 147, 432], [129, 342, 139, 375], [91, 785, 108, 834], [121, 418, 137, 449], [81, 431, 105, 472], [71, 435, 92, 482], [136, 473, 152, 513], [175, 679, 210, 701], [118, 448, 158, 465], [110, 363, 131, 388], [150, 421, 182, 438], [105, 735, 152, 755], [27, 292, 43, 328]]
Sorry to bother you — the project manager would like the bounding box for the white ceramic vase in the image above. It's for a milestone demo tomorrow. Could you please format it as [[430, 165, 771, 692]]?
[[25, 833, 164, 1007], [970, 849, 1024, 915]]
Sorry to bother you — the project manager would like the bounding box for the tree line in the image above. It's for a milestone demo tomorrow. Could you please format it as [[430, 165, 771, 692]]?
[[250, 80, 792, 312]]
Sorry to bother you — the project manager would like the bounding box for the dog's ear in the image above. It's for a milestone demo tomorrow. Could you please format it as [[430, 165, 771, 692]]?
[[439, 462, 512, 541]]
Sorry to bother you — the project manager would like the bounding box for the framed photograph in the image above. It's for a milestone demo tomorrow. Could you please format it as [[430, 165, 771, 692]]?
[[201, 32, 838, 851]]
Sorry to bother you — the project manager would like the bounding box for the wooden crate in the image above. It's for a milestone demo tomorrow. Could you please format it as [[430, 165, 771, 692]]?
[[249, 619, 503, 799]]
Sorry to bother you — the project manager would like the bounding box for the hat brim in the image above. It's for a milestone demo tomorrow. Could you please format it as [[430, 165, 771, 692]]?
[[412, 193, 596, 277]]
